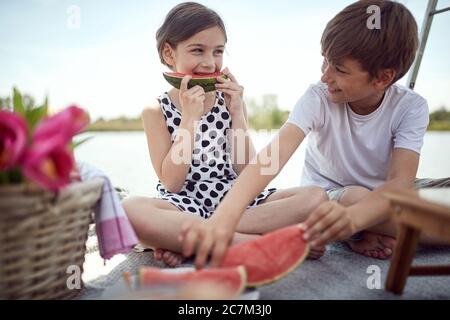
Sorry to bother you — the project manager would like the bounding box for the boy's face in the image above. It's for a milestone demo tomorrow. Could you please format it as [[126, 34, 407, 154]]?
[[320, 56, 383, 109], [165, 26, 225, 75]]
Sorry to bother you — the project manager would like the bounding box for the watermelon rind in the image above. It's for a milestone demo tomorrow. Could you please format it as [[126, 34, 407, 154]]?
[[163, 72, 228, 92]]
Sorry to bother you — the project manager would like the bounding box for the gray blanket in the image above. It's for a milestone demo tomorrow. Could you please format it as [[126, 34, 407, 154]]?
[[79, 181, 450, 300], [78, 241, 450, 300]]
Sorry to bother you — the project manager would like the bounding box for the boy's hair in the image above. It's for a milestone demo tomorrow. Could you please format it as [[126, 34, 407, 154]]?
[[321, 0, 418, 84], [156, 2, 227, 68]]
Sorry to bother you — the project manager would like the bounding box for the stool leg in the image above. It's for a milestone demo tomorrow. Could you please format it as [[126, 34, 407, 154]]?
[[385, 224, 421, 294]]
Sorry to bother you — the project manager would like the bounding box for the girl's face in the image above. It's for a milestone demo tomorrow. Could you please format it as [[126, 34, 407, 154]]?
[[164, 26, 226, 75]]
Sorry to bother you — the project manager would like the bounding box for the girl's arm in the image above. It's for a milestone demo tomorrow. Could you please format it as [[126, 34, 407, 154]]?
[[229, 101, 256, 175], [143, 76, 205, 193], [180, 123, 305, 268], [142, 104, 198, 193]]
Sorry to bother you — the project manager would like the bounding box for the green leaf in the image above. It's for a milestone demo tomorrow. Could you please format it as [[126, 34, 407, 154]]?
[[43, 95, 49, 112], [71, 136, 94, 150], [26, 105, 48, 131], [13, 87, 25, 116]]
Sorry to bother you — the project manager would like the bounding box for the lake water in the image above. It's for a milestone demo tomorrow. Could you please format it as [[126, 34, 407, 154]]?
[[75, 131, 450, 196]]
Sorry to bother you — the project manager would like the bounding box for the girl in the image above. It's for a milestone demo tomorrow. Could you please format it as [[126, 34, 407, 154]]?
[[122, 2, 327, 267]]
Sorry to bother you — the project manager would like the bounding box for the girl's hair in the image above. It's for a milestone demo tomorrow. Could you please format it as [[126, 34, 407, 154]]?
[[156, 2, 227, 69]]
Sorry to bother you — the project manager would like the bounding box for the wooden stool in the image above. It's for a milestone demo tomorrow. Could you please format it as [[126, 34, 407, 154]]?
[[383, 188, 450, 295]]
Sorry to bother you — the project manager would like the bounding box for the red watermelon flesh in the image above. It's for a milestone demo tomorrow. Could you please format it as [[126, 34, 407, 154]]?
[[221, 224, 309, 286], [165, 71, 223, 79], [139, 265, 247, 297]]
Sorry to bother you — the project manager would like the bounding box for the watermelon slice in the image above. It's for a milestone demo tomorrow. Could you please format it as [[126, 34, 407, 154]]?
[[163, 71, 228, 92], [221, 224, 310, 287], [138, 265, 247, 298]]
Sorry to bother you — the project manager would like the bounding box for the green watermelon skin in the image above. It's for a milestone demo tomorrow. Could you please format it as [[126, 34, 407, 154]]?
[[220, 224, 310, 287], [163, 72, 228, 92]]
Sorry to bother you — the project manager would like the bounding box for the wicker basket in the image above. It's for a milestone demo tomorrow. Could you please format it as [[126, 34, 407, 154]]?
[[0, 178, 104, 300]]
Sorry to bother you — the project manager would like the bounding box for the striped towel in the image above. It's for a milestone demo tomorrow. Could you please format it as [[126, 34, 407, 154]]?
[[77, 162, 138, 259]]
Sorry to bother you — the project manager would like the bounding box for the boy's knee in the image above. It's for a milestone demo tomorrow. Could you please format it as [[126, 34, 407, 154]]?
[[310, 186, 328, 205], [340, 186, 371, 207], [296, 186, 327, 207]]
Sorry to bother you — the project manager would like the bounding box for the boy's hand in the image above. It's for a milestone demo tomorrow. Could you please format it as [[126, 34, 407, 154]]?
[[215, 68, 244, 118], [302, 201, 356, 247], [179, 213, 236, 269], [179, 75, 205, 121]]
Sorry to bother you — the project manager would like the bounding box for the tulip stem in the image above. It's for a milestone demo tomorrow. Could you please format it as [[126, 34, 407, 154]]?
[[0, 168, 23, 184], [0, 172, 8, 184]]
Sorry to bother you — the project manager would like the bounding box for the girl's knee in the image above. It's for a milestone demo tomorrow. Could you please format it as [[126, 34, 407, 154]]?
[[122, 196, 156, 218], [122, 196, 142, 213]]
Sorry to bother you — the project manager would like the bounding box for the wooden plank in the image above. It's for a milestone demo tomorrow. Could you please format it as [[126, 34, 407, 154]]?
[[383, 190, 450, 219], [393, 207, 450, 241], [410, 265, 450, 276]]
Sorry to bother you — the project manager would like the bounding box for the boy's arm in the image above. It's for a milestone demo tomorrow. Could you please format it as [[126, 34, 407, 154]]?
[[303, 148, 419, 247], [180, 123, 305, 268], [347, 148, 419, 232]]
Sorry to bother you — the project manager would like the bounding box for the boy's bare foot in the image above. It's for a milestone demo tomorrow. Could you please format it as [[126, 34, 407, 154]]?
[[154, 248, 185, 267], [307, 245, 326, 260], [346, 231, 396, 259]]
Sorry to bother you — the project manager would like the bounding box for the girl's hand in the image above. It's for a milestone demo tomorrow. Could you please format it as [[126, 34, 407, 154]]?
[[301, 201, 356, 247], [215, 68, 244, 118], [179, 213, 236, 269], [179, 75, 205, 121]]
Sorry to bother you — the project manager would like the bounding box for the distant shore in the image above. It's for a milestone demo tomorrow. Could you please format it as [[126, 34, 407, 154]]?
[[88, 117, 143, 131], [87, 117, 450, 132]]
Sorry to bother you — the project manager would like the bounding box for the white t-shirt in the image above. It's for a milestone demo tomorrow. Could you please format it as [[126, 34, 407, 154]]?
[[287, 82, 429, 190]]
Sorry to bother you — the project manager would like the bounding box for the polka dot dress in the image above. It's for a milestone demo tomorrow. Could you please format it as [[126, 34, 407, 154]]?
[[156, 91, 276, 219]]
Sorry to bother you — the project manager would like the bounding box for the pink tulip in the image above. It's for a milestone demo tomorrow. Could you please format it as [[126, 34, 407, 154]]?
[[33, 105, 90, 143], [0, 110, 28, 170], [22, 135, 74, 191]]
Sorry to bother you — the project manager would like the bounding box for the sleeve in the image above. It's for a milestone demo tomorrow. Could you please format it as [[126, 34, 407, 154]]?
[[393, 98, 429, 154], [286, 85, 325, 136]]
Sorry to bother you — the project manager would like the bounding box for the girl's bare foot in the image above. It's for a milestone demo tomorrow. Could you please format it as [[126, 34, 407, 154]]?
[[307, 245, 326, 260], [346, 231, 396, 259], [154, 248, 185, 267]]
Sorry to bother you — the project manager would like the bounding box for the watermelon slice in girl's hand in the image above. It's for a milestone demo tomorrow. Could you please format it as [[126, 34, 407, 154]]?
[[163, 71, 228, 92], [220, 224, 310, 287]]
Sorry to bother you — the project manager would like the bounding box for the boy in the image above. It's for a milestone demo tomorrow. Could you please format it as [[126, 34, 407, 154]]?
[[180, 0, 437, 269]]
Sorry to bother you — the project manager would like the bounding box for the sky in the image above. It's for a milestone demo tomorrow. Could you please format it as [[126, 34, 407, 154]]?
[[1, 0, 449, 120]]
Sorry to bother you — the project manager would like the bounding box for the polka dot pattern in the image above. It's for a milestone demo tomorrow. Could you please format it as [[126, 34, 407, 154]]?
[[156, 92, 277, 218]]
